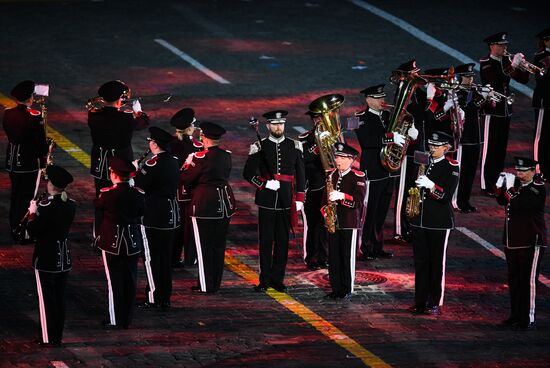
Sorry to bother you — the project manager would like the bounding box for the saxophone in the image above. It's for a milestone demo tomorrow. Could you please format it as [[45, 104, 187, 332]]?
[[308, 94, 345, 234], [35, 94, 56, 177], [406, 164, 426, 218]]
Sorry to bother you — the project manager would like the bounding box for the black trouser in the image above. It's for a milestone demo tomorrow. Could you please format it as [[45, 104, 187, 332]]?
[[303, 188, 328, 264], [412, 227, 451, 307], [328, 229, 357, 296], [481, 114, 510, 190], [93, 177, 112, 238], [361, 177, 394, 255], [9, 170, 40, 235], [142, 227, 176, 304], [456, 144, 481, 209], [192, 217, 230, 292], [394, 156, 417, 238], [102, 251, 139, 327], [258, 208, 290, 286], [505, 246, 545, 325], [534, 108, 550, 179], [172, 201, 196, 266], [35, 270, 68, 344]]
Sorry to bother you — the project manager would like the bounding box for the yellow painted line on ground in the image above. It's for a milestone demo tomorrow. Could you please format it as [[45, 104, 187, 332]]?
[[225, 254, 391, 368], [1, 91, 390, 366], [0, 93, 91, 168]]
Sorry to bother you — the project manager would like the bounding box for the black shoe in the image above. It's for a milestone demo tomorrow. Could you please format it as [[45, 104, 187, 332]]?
[[515, 322, 536, 331], [270, 283, 288, 292], [501, 317, 519, 327], [424, 305, 441, 316], [482, 189, 496, 198], [338, 292, 353, 301], [102, 320, 121, 329], [19, 238, 36, 245], [191, 285, 203, 292], [408, 304, 426, 314], [306, 262, 319, 271], [359, 252, 376, 261], [324, 292, 338, 299], [36, 339, 61, 347], [253, 283, 269, 292], [160, 302, 171, 309], [317, 261, 329, 269], [173, 260, 185, 268], [374, 250, 393, 259], [136, 301, 158, 309]]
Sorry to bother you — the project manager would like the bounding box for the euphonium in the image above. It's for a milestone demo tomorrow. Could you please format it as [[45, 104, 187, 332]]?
[[308, 94, 345, 234]]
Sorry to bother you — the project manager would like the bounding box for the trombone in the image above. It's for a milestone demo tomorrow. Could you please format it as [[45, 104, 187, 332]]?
[[505, 52, 545, 76]]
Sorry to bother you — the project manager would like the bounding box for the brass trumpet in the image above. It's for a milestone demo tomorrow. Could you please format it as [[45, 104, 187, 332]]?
[[85, 92, 171, 111], [459, 83, 515, 105], [505, 52, 545, 76]]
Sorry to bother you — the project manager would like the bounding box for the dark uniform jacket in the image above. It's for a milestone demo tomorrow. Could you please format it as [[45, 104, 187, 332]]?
[[94, 182, 145, 256], [180, 146, 236, 219], [425, 91, 455, 137], [88, 106, 149, 179], [298, 129, 325, 191], [134, 152, 180, 229], [406, 88, 428, 155], [321, 168, 366, 229], [480, 54, 529, 117], [496, 178, 547, 249], [409, 156, 460, 230], [457, 88, 485, 145], [27, 194, 76, 272], [354, 108, 398, 181], [3, 104, 48, 173], [243, 135, 306, 209], [171, 136, 203, 202], [533, 48, 550, 108]]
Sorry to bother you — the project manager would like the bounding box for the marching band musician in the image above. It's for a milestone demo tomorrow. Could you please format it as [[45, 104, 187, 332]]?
[[88, 80, 149, 239], [134, 127, 180, 309], [479, 32, 529, 195], [170, 108, 204, 268], [354, 84, 412, 260], [180, 122, 235, 294], [495, 157, 546, 331], [298, 111, 329, 271], [3, 80, 49, 242], [408, 131, 459, 316], [95, 157, 144, 330], [27, 165, 75, 346], [243, 110, 305, 293], [533, 27, 550, 179], [321, 143, 366, 300]]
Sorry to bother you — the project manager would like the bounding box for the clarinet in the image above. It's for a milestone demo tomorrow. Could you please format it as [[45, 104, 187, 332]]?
[[13, 191, 48, 243], [135, 148, 151, 169]]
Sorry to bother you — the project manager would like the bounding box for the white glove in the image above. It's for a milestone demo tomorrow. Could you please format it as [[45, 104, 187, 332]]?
[[443, 96, 457, 112], [295, 201, 304, 212], [132, 100, 142, 113], [129, 178, 135, 187], [458, 108, 465, 123], [329, 191, 346, 202], [29, 200, 38, 215], [407, 124, 419, 140], [505, 172, 516, 189], [265, 179, 280, 191], [512, 53, 524, 68], [132, 159, 139, 170], [427, 83, 436, 100], [496, 173, 506, 188], [415, 175, 435, 190], [392, 132, 406, 147]]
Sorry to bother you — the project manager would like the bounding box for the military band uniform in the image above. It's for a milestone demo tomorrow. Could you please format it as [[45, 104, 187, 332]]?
[[3, 80, 48, 239], [495, 158, 546, 330], [95, 158, 144, 328], [134, 128, 180, 307], [532, 29, 550, 179], [479, 33, 529, 191], [26, 166, 75, 346], [409, 132, 459, 314], [243, 114, 305, 291], [180, 123, 235, 293], [322, 164, 366, 298], [298, 127, 328, 269], [354, 104, 397, 259]]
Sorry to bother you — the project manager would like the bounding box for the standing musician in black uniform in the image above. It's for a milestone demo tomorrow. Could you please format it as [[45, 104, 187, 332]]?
[[243, 110, 306, 292], [495, 157, 546, 331], [532, 28, 550, 179], [27, 165, 75, 346], [355, 84, 417, 260], [180, 122, 235, 293], [321, 143, 366, 300], [479, 32, 529, 194], [408, 131, 459, 316], [3, 80, 48, 242], [298, 111, 328, 271], [95, 157, 145, 329], [134, 127, 180, 309], [170, 108, 203, 268], [88, 80, 149, 238], [454, 63, 491, 213]]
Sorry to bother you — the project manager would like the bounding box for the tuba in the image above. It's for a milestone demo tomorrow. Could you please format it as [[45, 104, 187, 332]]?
[[308, 94, 345, 234]]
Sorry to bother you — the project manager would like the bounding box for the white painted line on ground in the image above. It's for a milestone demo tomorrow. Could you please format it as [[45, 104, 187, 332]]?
[[154, 38, 231, 84], [349, 0, 534, 99], [457, 227, 550, 288], [49, 361, 70, 368], [293, 126, 308, 134]]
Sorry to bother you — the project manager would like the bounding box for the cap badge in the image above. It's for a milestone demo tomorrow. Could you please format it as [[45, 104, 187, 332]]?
[[518, 159, 524, 165], [433, 133, 439, 140], [338, 144, 343, 151], [276, 112, 282, 119]]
